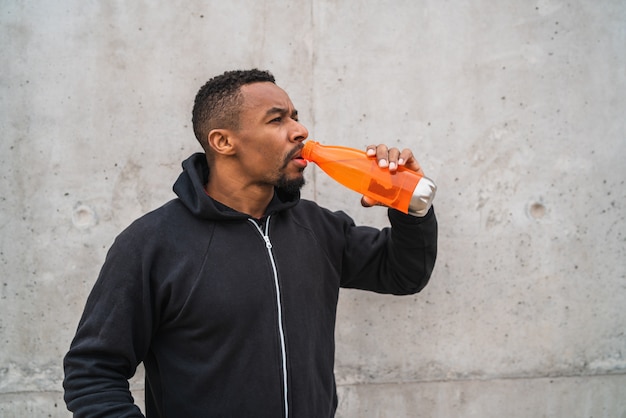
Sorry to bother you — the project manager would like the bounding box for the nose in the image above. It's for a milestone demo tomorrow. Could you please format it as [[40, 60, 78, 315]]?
[[290, 119, 308, 143]]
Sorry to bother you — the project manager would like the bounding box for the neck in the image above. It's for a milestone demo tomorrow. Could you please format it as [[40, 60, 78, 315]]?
[[205, 175, 274, 219]]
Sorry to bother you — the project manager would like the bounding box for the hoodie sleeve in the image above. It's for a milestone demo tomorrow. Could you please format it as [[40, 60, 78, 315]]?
[[63, 226, 152, 417], [339, 206, 438, 295]]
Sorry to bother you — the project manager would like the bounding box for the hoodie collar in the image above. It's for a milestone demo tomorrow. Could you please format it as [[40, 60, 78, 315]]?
[[173, 153, 300, 221]]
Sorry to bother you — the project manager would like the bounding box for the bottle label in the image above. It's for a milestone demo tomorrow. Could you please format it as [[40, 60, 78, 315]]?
[[367, 177, 400, 202]]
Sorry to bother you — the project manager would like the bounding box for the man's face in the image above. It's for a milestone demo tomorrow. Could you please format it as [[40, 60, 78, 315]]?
[[231, 82, 309, 192]]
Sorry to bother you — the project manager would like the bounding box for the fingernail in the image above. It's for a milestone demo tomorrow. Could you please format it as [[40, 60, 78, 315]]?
[[378, 159, 388, 168], [398, 158, 405, 165], [367, 149, 376, 156], [389, 162, 397, 170]]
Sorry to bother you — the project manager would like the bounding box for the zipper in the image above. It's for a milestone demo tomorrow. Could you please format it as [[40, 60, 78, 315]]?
[[248, 216, 289, 418]]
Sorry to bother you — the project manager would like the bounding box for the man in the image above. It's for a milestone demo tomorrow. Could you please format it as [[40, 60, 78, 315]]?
[[63, 69, 438, 417]]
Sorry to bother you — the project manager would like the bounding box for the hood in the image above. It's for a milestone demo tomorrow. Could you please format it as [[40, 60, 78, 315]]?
[[172, 153, 300, 221]]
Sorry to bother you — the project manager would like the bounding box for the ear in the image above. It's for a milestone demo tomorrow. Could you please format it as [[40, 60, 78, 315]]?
[[207, 129, 236, 156]]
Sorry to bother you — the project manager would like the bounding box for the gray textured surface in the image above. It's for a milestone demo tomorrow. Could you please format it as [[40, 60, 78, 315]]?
[[1, 1, 625, 416]]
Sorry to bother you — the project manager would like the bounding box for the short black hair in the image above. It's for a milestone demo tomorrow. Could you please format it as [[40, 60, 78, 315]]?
[[192, 69, 276, 151]]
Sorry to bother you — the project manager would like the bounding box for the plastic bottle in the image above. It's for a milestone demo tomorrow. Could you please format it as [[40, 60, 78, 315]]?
[[301, 141, 436, 216]]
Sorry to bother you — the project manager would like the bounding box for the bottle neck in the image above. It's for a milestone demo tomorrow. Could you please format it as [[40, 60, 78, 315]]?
[[301, 140, 318, 161]]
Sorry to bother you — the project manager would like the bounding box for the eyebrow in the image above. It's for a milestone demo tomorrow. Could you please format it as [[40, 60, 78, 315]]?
[[265, 107, 299, 119]]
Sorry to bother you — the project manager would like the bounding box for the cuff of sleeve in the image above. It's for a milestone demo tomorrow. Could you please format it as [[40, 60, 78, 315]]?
[[388, 205, 435, 224]]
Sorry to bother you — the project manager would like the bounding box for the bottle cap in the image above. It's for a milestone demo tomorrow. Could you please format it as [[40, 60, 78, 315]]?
[[408, 176, 437, 217]]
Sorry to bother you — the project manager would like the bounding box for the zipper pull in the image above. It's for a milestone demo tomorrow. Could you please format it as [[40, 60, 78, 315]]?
[[262, 235, 272, 249]]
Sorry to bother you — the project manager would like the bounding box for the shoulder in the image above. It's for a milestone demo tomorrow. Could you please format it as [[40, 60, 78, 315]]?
[[120, 199, 184, 234], [114, 198, 208, 251], [289, 199, 356, 229], [280, 200, 366, 251]]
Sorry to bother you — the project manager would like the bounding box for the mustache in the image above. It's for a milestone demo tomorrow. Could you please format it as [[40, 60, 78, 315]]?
[[282, 143, 305, 168]]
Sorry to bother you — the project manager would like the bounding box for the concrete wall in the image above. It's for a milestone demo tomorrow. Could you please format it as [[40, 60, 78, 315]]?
[[1, 1, 625, 417]]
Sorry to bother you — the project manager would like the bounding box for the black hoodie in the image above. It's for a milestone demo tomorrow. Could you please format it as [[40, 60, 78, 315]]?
[[63, 153, 438, 418]]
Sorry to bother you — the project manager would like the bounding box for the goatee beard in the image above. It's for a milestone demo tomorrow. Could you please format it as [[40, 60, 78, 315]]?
[[276, 175, 305, 195], [277, 145, 306, 194]]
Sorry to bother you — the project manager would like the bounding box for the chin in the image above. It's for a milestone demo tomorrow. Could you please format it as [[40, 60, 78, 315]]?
[[277, 176, 305, 193]]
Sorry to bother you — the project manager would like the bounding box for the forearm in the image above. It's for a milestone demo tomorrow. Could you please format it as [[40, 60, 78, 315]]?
[[385, 205, 438, 294], [339, 206, 437, 294], [63, 350, 144, 417]]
